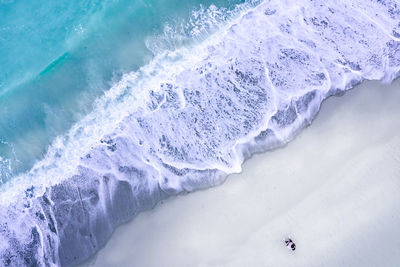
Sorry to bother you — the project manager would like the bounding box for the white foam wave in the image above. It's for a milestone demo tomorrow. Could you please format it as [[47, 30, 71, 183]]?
[[0, 1, 261, 202], [0, 0, 399, 265], [145, 1, 261, 55]]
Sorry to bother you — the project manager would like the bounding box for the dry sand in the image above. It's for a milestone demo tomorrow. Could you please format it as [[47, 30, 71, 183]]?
[[86, 78, 400, 267]]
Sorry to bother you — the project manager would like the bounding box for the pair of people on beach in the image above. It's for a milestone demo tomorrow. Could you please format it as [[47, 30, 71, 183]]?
[[285, 238, 296, 251]]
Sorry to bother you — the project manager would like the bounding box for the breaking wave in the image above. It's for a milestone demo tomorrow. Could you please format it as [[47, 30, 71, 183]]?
[[0, 0, 399, 265]]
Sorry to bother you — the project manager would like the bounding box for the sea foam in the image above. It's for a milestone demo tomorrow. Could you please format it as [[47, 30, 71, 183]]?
[[0, 0, 399, 266]]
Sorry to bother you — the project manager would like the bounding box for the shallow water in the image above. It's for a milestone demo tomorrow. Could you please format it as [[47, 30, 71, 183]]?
[[0, 0, 247, 183]]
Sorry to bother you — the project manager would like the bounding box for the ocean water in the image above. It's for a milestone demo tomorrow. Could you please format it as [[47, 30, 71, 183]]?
[[0, 0, 399, 266], [0, 0, 248, 183]]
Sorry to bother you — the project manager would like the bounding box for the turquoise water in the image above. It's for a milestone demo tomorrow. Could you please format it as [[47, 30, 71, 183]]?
[[0, 0, 245, 183], [0, 0, 399, 265]]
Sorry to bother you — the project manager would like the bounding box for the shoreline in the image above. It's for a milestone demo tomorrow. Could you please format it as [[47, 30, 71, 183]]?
[[88, 78, 400, 267], [1, 0, 399, 264]]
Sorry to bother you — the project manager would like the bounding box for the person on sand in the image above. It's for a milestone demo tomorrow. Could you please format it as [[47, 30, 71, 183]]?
[[285, 238, 296, 251]]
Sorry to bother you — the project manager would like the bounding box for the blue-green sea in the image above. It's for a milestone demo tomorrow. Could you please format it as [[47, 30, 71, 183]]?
[[1, 0, 399, 265], [0, 0, 246, 183]]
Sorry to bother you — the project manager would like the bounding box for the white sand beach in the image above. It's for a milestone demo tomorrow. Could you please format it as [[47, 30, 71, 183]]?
[[87, 78, 400, 267]]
